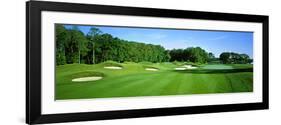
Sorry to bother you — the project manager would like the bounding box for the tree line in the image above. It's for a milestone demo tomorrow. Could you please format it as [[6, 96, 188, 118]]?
[[56, 24, 170, 65], [219, 52, 252, 64], [55, 24, 252, 65], [169, 47, 213, 64]]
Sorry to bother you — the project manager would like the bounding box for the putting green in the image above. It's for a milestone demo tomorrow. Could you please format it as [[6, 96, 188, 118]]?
[[202, 64, 233, 69], [55, 62, 253, 100]]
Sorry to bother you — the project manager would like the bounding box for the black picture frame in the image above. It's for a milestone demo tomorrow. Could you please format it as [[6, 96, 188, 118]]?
[[26, 1, 269, 124]]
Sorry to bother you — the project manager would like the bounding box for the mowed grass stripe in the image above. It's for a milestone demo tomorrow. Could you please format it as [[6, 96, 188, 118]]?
[[96, 73, 165, 97], [140, 72, 181, 96], [225, 73, 253, 92]]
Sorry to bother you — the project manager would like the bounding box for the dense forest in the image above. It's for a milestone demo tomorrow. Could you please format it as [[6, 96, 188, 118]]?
[[55, 24, 252, 65]]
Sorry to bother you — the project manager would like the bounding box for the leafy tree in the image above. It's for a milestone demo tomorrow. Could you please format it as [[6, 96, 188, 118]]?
[[239, 54, 250, 64], [64, 26, 88, 64], [208, 52, 215, 59], [219, 52, 231, 64], [55, 24, 68, 65], [87, 27, 102, 64], [207, 52, 216, 63], [169, 47, 208, 63]]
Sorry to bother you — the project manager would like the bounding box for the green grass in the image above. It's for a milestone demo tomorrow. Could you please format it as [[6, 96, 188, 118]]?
[[202, 64, 233, 69], [55, 62, 253, 100]]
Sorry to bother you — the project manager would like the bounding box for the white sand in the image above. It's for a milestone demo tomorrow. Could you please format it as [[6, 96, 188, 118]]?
[[104, 66, 122, 69], [145, 68, 159, 71], [184, 65, 197, 69], [174, 67, 187, 70], [72, 76, 103, 82], [189, 67, 198, 69], [183, 65, 198, 69], [175, 65, 198, 70]]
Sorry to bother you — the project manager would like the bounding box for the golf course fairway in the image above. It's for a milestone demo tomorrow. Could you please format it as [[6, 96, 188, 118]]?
[[55, 62, 253, 100]]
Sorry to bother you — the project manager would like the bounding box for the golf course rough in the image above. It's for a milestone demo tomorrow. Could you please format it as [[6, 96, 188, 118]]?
[[55, 62, 253, 100]]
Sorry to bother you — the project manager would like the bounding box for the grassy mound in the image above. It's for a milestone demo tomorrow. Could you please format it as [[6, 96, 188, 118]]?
[[101, 60, 123, 67], [172, 61, 201, 67], [143, 65, 160, 70], [172, 61, 185, 66], [183, 62, 201, 67], [138, 61, 154, 65], [123, 61, 137, 64]]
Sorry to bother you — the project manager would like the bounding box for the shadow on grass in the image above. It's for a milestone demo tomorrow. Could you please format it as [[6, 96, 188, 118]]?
[[173, 68, 253, 74]]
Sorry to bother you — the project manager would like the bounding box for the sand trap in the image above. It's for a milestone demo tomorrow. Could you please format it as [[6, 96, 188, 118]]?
[[145, 68, 159, 71], [104, 66, 122, 69], [183, 65, 198, 69], [72, 76, 103, 82], [174, 67, 187, 70], [174, 65, 198, 70]]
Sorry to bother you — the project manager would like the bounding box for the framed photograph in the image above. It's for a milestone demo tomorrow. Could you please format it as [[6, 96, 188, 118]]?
[[26, 1, 269, 124]]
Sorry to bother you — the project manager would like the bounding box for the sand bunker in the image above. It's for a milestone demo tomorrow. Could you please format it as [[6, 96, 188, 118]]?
[[72, 76, 103, 82], [183, 65, 198, 69], [174, 65, 198, 70], [104, 66, 122, 69], [174, 67, 187, 70], [145, 68, 159, 71]]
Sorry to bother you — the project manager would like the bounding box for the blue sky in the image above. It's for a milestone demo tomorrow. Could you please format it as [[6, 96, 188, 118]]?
[[63, 24, 253, 58]]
